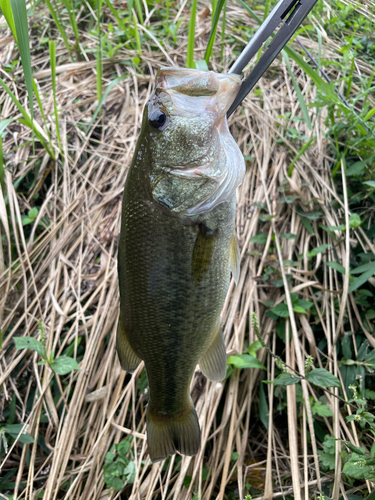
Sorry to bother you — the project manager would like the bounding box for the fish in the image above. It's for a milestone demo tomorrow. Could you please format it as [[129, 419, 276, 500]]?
[[117, 67, 245, 462]]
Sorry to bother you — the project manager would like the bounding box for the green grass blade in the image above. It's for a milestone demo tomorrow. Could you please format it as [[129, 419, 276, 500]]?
[[282, 50, 312, 130], [204, 0, 226, 64], [44, 0, 71, 53], [132, 11, 142, 56], [32, 80, 48, 133], [186, 0, 198, 68], [220, 0, 226, 62], [10, 0, 33, 124], [284, 46, 325, 87], [0, 133, 4, 194], [211, 0, 217, 24], [96, 0, 103, 103], [134, 0, 144, 25], [0, 78, 54, 157], [315, 26, 322, 69], [102, 0, 126, 32], [49, 40, 61, 151], [62, 0, 80, 52], [346, 53, 356, 100], [102, 0, 135, 51], [287, 136, 316, 176], [236, 0, 261, 24], [263, 0, 272, 20], [0, 0, 17, 38], [86, 74, 129, 132]]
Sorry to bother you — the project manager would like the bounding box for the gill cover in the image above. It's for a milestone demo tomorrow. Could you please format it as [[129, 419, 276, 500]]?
[[147, 68, 246, 216]]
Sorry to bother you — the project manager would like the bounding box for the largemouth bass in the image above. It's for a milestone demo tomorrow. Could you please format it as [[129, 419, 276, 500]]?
[[117, 67, 245, 462]]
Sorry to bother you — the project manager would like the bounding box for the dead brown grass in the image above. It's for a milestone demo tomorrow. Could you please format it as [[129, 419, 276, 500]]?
[[0, 1, 374, 499]]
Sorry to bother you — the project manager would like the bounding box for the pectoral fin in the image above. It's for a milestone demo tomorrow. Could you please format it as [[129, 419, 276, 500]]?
[[230, 232, 240, 285], [199, 320, 227, 382], [116, 312, 142, 373], [192, 224, 217, 284]]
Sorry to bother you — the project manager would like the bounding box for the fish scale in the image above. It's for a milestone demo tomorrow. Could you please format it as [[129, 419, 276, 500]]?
[[117, 68, 245, 462]]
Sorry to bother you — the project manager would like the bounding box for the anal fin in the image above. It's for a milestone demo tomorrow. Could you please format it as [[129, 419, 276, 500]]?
[[230, 232, 240, 285], [116, 312, 142, 373], [192, 224, 217, 284], [199, 320, 227, 382]]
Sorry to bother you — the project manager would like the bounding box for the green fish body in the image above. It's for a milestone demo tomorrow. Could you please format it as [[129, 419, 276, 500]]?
[[117, 68, 245, 462]]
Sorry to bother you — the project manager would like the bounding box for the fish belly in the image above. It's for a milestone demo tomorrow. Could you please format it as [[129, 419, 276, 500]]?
[[119, 181, 234, 401], [117, 170, 236, 460]]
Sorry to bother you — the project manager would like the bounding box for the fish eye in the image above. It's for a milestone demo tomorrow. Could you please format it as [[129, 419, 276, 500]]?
[[149, 109, 168, 130]]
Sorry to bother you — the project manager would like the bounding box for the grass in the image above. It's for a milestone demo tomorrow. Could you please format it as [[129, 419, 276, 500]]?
[[0, 0, 375, 499]]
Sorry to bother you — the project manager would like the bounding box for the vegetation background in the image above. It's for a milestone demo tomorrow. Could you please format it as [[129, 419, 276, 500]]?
[[0, 0, 375, 498]]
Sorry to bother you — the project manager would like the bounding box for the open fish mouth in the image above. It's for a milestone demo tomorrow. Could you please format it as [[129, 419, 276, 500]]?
[[156, 67, 242, 117]]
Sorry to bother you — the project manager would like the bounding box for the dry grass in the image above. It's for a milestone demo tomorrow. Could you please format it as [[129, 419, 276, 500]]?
[[0, 1, 374, 499]]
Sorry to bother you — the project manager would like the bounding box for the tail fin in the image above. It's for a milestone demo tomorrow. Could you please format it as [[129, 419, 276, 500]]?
[[146, 403, 201, 462]]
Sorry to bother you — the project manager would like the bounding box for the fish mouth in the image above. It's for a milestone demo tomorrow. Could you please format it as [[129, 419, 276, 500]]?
[[156, 67, 241, 117]]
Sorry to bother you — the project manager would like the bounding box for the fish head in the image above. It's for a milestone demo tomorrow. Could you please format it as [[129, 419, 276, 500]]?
[[142, 68, 245, 215]]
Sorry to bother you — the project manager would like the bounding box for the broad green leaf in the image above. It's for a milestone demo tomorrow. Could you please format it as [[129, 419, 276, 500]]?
[[28, 207, 38, 220], [117, 439, 131, 456], [290, 293, 299, 306], [365, 350, 375, 368], [344, 441, 366, 455], [346, 160, 367, 176], [0, 119, 14, 137], [326, 261, 346, 274], [318, 449, 336, 470], [50, 356, 80, 375], [349, 268, 375, 293], [364, 106, 375, 121], [297, 210, 322, 221], [312, 401, 333, 417], [297, 299, 313, 310], [266, 373, 300, 386], [269, 303, 289, 318], [280, 233, 296, 239], [298, 214, 314, 235], [364, 181, 375, 188], [343, 454, 375, 480], [194, 60, 209, 71], [227, 354, 266, 370], [3, 424, 34, 444], [293, 306, 307, 314], [351, 261, 375, 274], [14, 336, 45, 357], [349, 213, 362, 228], [124, 461, 136, 483], [250, 233, 268, 244], [305, 368, 341, 388], [259, 380, 268, 430], [248, 340, 262, 357], [307, 244, 331, 258]]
